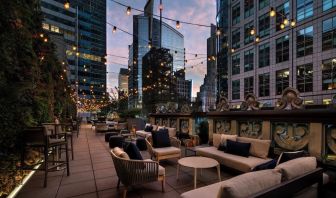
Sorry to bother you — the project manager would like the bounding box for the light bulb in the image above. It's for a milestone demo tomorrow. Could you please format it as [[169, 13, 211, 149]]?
[[270, 7, 276, 17], [280, 23, 285, 29], [176, 21, 180, 29], [64, 1, 70, 9], [126, 6, 131, 15], [112, 26, 117, 33], [290, 19, 296, 27], [250, 28, 255, 35], [283, 18, 289, 25]]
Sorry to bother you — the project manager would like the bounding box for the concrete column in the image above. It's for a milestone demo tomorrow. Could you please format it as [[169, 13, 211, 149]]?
[[309, 123, 323, 159], [262, 121, 271, 140]]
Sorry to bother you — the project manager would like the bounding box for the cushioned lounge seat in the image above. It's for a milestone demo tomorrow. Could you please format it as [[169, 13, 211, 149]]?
[[196, 147, 272, 172]]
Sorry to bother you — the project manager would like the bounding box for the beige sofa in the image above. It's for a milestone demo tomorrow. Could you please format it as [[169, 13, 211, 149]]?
[[196, 134, 272, 172], [136, 124, 176, 138], [181, 157, 323, 198]]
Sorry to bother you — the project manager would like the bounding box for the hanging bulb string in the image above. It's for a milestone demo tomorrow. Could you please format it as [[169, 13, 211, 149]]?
[[110, 0, 211, 28]]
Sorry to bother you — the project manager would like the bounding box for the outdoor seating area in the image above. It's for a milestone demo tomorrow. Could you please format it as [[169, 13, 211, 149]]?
[[12, 121, 336, 198]]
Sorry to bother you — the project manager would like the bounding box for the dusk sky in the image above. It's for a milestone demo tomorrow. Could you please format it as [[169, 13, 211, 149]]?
[[106, 0, 216, 97]]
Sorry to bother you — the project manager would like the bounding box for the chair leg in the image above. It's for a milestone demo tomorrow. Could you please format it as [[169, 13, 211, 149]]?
[[117, 179, 120, 189], [70, 135, 74, 160], [123, 189, 127, 198], [161, 177, 165, 192], [65, 143, 70, 176], [44, 147, 48, 187]]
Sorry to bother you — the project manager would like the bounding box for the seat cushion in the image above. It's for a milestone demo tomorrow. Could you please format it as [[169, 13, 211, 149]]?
[[226, 140, 251, 157], [237, 137, 271, 159], [275, 156, 317, 181], [181, 181, 222, 198], [112, 147, 130, 159], [218, 169, 282, 198], [152, 130, 171, 148], [167, 127, 176, 137], [221, 134, 237, 146], [196, 147, 272, 172], [152, 147, 181, 156], [136, 130, 151, 138], [125, 142, 143, 160]]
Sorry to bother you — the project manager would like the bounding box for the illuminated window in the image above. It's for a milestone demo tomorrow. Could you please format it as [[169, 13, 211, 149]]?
[[42, 23, 50, 30], [322, 58, 336, 90]]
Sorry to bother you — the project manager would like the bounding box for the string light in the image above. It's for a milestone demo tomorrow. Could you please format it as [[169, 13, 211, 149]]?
[[231, 48, 235, 53], [283, 18, 289, 25], [126, 6, 131, 15], [216, 27, 221, 36], [255, 36, 260, 43], [176, 21, 180, 29], [270, 7, 276, 17], [250, 28, 255, 35], [159, 3, 163, 10], [64, 0, 70, 9], [280, 23, 285, 29], [290, 19, 296, 27], [39, 33, 44, 38], [72, 46, 77, 50], [148, 41, 152, 49], [112, 26, 117, 33], [44, 38, 48, 42]]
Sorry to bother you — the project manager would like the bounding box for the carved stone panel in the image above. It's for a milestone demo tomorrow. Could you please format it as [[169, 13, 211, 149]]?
[[162, 118, 169, 127], [275, 87, 303, 110], [180, 119, 189, 133], [272, 122, 309, 151], [214, 120, 231, 134], [155, 118, 162, 126], [326, 124, 336, 156], [238, 121, 262, 138], [170, 119, 177, 128]]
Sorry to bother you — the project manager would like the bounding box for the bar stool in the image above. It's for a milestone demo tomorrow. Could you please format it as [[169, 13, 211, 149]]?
[[21, 126, 70, 187]]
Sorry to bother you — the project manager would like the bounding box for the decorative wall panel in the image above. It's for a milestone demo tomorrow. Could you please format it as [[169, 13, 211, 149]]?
[[272, 122, 309, 151], [170, 119, 177, 128], [238, 121, 262, 138], [214, 120, 231, 134], [326, 124, 336, 156], [180, 119, 189, 133], [162, 118, 169, 127]]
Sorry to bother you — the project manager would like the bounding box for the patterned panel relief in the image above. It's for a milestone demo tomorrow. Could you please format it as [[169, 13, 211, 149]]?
[[326, 124, 336, 155], [180, 119, 189, 133], [214, 120, 231, 134], [155, 118, 162, 126], [162, 118, 169, 127], [170, 119, 177, 128], [272, 123, 309, 151], [238, 121, 262, 138]]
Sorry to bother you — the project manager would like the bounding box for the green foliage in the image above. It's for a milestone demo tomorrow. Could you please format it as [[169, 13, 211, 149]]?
[[119, 108, 142, 119], [0, 0, 76, 156]]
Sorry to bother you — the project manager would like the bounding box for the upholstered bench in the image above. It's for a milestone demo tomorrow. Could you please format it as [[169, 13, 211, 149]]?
[[109, 136, 125, 148], [105, 132, 118, 142]]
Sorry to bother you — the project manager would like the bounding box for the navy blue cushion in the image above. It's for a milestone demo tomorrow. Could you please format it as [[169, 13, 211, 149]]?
[[252, 159, 277, 171], [125, 142, 143, 160], [144, 125, 153, 132], [277, 150, 307, 165], [217, 144, 226, 151], [226, 140, 251, 157], [151, 130, 171, 148]]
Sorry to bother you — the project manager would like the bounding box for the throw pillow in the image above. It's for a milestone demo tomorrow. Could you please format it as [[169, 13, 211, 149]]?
[[125, 142, 143, 160], [226, 140, 251, 157], [144, 125, 153, 132], [275, 157, 317, 181], [277, 150, 307, 165], [252, 159, 277, 171], [151, 130, 171, 148], [217, 143, 227, 151]]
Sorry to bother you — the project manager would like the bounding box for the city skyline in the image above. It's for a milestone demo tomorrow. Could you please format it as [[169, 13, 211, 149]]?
[[107, 0, 216, 97]]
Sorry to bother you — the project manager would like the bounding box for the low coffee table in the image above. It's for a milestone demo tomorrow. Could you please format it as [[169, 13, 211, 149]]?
[[177, 156, 221, 189]]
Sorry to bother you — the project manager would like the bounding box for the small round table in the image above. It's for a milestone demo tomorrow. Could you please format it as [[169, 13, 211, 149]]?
[[177, 156, 221, 189]]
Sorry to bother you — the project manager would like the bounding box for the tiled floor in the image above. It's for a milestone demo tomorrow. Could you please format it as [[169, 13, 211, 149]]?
[[16, 124, 233, 198]]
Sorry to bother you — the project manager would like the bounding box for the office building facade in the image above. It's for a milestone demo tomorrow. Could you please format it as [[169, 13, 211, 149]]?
[[128, 1, 184, 109], [41, 0, 106, 100], [225, 0, 336, 107], [174, 69, 192, 103], [118, 68, 129, 93]]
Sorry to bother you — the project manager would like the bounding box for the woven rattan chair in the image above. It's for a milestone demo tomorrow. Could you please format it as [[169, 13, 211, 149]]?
[[110, 149, 165, 198], [145, 136, 181, 163]]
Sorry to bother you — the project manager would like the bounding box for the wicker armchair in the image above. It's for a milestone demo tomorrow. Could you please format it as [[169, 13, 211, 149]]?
[[183, 134, 200, 147], [110, 149, 165, 198], [145, 136, 181, 162]]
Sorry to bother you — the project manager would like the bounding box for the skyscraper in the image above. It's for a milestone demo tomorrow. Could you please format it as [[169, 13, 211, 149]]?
[[224, 0, 336, 107], [41, 0, 106, 100], [216, 0, 229, 99], [174, 69, 192, 103], [118, 68, 129, 93], [128, 0, 185, 109], [198, 24, 218, 111]]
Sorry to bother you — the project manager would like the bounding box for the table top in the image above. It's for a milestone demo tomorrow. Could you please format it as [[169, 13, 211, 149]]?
[[178, 156, 219, 168]]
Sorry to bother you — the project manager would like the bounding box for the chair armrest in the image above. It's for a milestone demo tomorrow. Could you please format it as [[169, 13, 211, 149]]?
[[145, 137, 155, 158], [169, 137, 181, 148]]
